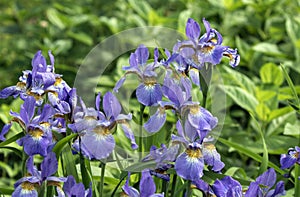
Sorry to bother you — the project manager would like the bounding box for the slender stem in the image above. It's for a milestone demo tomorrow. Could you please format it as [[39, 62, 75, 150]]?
[[295, 164, 300, 196], [161, 179, 168, 194], [199, 64, 212, 108], [99, 162, 106, 197], [43, 181, 47, 197], [170, 174, 177, 197], [185, 180, 192, 197], [139, 104, 145, 161]]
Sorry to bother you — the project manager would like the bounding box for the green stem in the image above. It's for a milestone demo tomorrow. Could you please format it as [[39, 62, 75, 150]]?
[[295, 164, 300, 196], [170, 174, 177, 197], [139, 104, 145, 161], [161, 179, 168, 194], [199, 64, 212, 108], [43, 181, 47, 197], [185, 180, 192, 197], [99, 162, 106, 197]]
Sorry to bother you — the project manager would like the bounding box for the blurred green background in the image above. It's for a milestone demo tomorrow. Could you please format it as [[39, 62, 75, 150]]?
[[1, 0, 300, 195]]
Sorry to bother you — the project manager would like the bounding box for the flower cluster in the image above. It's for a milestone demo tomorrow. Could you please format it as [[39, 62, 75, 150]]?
[[280, 146, 300, 179]]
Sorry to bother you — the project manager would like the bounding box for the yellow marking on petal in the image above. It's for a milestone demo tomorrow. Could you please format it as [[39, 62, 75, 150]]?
[[189, 105, 200, 115], [29, 128, 44, 139], [16, 82, 26, 89], [120, 192, 129, 197], [21, 181, 35, 191], [144, 77, 157, 86], [54, 77, 62, 86], [186, 147, 202, 158], [47, 181, 61, 187], [93, 125, 111, 136], [204, 143, 216, 151], [200, 45, 215, 54], [40, 122, 50, 128], [293, 152, 299, 159]]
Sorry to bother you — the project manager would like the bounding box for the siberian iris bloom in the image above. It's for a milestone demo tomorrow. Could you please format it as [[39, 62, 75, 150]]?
[[172, 120, 224, 181], [69, 91, 137, 160], [173, 18, 240, 69], [280, 146, 300, 169], [114, 45, 162, 106], [12, 152, 66, 197], [212, 176, 243, 197], [2, 96, 55, 156], [63, 175, 92, 197], [142, 144, 179, 181], [121, 170, 164, 197], [244, 168, 285, 197], [0, 51, 57, 105]]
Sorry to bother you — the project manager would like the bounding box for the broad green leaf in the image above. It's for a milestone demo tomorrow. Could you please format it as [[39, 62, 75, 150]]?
[[67, 31, 93, 46], [61, 145, 79, 182], [46, 8, 69, 29], [252, 42, 285, 57], [52, 133, 77, 156], [268, 106, 293, 122], [0, 187, 13, 195], [218, 137, 285, 175], [266, 111, 296, 136], [255, 103, 270, 122], [222, 85, 258, 113], [0, 132, 24, 147], [259, 63, 284, 86], [266, 135, 299, 154], [283, 121, 300, 137]]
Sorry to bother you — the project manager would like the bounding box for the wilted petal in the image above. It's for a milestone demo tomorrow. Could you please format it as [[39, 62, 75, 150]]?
[[144, 107, 166, 133], [136, 83, 162, 106]]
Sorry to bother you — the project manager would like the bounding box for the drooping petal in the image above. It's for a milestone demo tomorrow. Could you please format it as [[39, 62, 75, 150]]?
[[0, 86, 17, 99], [21, 96, 36, 124], [0, 123, 12, 141], [144, 107, 166, 133], [136, 83, 162, 106], [41, 152, 58, 179], [193, 179, 210, 194], [186, 18, 201, 41], [202, 143, 225, 172], [119, 121, 138, 149], [175, 145, 204, 181], [18, 132, 50, 157], [113, 76, 126, 93], [140, 169, 156, 197], [80, 126, 115, 160]]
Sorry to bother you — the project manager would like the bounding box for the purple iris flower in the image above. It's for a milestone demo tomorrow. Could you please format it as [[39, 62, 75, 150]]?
[[12, 152, 66, 197], [280, 146, 300, 169], [6, 96, 55, 156], [63, 175, 92, 197], [69, 92, 137, 160], [0, 50, 57, 105], [244, 168, 285, 197], [121, 170, 164, 197], [114, 45, 162, 106], [172, 18, 240, 69], [172, 120, 224, 181], [142, 144, 179, 181], [212, 176, 243, 197]]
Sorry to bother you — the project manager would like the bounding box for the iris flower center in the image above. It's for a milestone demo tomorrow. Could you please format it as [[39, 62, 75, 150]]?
[[21, 181, 35, 191], [93, 125, 110, 136], [144, 77, 156, 86], [189, 105, 200, 115], [186, 147, 202, 158], [29, 128, 44, 138]]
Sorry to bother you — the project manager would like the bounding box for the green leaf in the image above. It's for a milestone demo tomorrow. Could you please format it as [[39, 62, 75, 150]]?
[[0, 146, 22, 158], [52, 133, 77, 156], [218, 137, 285, 175], [0, 187, 14, 195], [0, 132, 24, 147], [268, 106, 294, 122], [123, 160, 156, 172], [46, 8, 69, 29], [283, 121, 300, 137], [222, 85, 258, 113], [252, 42, 285, 57], [61, 145, 79, 182], [260, 63, 284, 86], [67, 31, 93, 46], [255, 103, 271, 122]]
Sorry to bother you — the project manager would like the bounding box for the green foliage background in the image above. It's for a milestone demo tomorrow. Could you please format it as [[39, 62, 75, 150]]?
[[0, 0, 300, 196]]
